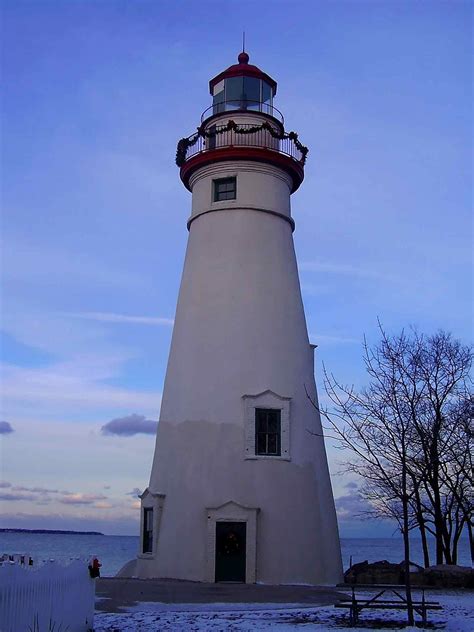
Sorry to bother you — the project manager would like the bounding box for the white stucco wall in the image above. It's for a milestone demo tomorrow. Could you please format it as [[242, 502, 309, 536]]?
[[189, 161, 292, 226], [136, 152, 343, 585]]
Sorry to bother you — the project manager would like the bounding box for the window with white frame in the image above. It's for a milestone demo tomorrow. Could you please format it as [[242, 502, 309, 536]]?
[[242, 390, 291, 460], [138, 489, 165, 559]]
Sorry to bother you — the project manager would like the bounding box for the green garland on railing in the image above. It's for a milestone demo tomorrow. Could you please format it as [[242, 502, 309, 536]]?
[[176, 120, 309, 167]]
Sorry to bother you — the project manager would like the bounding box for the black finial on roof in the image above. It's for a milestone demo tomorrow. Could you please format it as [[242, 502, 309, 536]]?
[[238, 31, 249, 63]]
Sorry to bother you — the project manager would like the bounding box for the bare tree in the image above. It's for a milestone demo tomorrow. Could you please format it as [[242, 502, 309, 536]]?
[[308, 328, 421, 624], [439, 396, 474, 565], [307, 326, 472, 625], [407, 332, 472, 565]]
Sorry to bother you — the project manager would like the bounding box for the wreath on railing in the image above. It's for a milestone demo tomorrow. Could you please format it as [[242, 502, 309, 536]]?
[[176, 120, 309, 167]]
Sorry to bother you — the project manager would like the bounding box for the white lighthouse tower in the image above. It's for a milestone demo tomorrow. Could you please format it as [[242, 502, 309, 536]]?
[[135, 51, 343, 585]]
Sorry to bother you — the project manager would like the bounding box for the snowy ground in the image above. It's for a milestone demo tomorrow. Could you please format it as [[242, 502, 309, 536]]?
[[94, 591, 474, 631]]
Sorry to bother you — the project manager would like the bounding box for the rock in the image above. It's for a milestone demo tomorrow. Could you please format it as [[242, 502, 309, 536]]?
[[345, 560, 405, 585], [423, 564, 474, 588], [345, 560, 474, 588]]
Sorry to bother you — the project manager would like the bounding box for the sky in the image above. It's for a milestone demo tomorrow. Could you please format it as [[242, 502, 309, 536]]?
[[1, 1, 472, 537]]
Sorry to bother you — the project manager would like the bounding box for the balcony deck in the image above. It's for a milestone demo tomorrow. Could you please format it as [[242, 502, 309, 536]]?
[[176, 121, 308, 193], [177, 121, 307, 164]]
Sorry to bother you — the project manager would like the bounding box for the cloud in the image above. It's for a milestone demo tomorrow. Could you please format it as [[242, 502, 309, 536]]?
[[60, 493, 108, 506], [0, 471, 129, 511], [335, 490, 374, 520], [1, 362, 161, 415], [12, 485, 60, 494], [94, 501, 114, 509], [1, 302, 133, 361], [69, 312, 174, 326], [345, 481, 359, 490], [0, 485, 110, 507], [101, 414, 158, 437], [0, 470, 127, 509], [0, 306, 161, 420], [126, 488, 142, 497], [35, 497, 52, 505], [308, 333, 359, 345], [0, 492, 37, 501], [2, 235, 147, 291], [300, 281, 332, 297], [299, 260, 398, 282], [0, 421, 14, 434]]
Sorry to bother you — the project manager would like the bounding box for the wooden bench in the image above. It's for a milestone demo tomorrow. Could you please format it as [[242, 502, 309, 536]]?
[[335, 587, 442, 626]]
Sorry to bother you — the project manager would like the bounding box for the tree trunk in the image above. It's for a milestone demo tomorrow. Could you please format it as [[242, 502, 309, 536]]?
[[430, 438, 445, 564], [419, 521, 431, 568], [433, 508, 444, 563], [467, 521, 474, 569], [413, 484, 430, 567], [451, 514, 465, 566], [402, 462, 415, 625], [442, 523, 453, 565]]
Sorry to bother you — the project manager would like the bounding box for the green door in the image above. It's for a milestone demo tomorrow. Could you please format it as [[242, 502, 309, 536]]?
[[215, 522, 246, 582]]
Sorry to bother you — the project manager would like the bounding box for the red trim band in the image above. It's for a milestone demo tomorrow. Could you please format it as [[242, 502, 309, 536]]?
[[180, 147, 304, 193]]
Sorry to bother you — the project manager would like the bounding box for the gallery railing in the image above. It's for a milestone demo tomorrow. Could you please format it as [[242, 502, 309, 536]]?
[[176, 121, 308, 167]]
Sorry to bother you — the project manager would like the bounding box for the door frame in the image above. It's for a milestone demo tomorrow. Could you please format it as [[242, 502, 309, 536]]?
[[206, 501, 259, 583]]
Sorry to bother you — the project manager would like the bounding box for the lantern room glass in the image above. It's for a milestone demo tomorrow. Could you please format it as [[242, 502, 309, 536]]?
[[212, 77, 274, 116]]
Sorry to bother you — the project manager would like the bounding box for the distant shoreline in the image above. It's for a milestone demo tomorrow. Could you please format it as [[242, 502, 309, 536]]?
[[0, 528, 104, 536]]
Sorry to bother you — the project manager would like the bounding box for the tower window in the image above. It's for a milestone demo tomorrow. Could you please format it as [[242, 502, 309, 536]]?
[[143, 507, 153, 553], [255, 408, 281, 456], [213, 177, 236, 202]]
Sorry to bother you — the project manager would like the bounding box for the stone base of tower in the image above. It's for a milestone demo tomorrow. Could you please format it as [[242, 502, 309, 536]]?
[[133, 420, 343, 586]]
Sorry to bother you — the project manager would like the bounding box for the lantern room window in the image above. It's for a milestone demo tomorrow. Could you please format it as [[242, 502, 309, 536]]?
[[226, 77, 243, 107], [262, 82, 272, 115], [213, 89, 225, 114], [212, 77, 274, 116], [243, 77, 261, 107]]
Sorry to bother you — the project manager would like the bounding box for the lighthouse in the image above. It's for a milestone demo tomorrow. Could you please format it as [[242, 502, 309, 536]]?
[[135, 51, 343, 585]]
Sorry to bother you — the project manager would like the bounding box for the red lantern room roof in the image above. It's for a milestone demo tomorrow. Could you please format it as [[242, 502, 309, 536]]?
[[209, 51, 277, 95]]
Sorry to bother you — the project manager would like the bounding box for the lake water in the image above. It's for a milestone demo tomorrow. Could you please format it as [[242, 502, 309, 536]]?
[[0, 532, 470, 577]]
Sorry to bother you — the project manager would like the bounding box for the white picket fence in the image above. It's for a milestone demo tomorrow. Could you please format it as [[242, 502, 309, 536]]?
[[0, 559, 95, 632]]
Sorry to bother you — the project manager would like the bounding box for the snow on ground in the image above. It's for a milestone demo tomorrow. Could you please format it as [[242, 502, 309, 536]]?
[[94, 591, 474, 631]]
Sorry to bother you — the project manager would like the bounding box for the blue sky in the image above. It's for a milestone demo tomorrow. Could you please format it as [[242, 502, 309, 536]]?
[[1, 1, 472, 536]]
